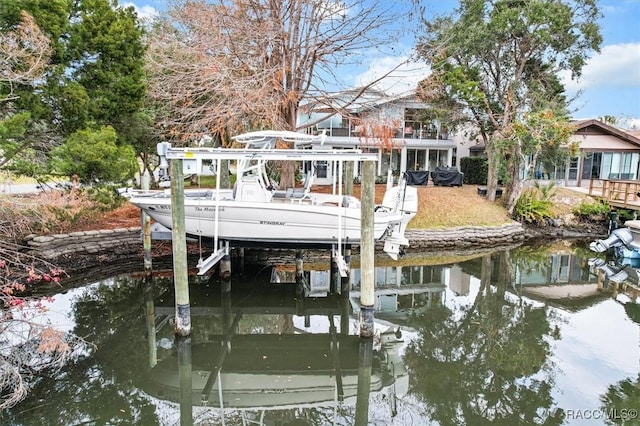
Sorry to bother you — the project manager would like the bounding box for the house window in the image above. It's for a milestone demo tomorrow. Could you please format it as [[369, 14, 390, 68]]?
[[602, 152, 639, 180], [316, 161, 328, 178], [582, 152, 602, 179], [404, 108, 438, 139], [429, 150, 449, 170], [407, 149, 427, 171]]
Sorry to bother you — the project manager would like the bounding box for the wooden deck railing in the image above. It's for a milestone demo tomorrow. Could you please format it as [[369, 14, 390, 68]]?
[[588, 179, 640, 209]]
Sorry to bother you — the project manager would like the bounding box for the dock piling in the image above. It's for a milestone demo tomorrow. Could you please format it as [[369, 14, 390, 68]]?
[[359, 161, 375, 338], [141, 170, 152, 273], [170, 159, 191, 336]]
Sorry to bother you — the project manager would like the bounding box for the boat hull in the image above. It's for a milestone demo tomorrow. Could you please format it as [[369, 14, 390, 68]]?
[[130, 193, 400, 244]]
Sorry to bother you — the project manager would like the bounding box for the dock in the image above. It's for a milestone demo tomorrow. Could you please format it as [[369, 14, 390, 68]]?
[[583, 178, 640, 210]]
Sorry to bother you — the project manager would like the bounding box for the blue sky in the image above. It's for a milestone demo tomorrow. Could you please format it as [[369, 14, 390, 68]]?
[[124, 0, 640, 128]]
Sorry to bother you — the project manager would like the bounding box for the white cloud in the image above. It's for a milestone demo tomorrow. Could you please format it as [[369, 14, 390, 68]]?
[[354, 56, 431, 95], [120, 3, 159, 22], [560, 42, 640, 91]]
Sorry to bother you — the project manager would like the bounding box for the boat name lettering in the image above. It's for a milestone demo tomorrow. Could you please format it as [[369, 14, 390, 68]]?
[[195, 206, 225, 212], [260, 220, 285, 226], [157, 205, 171, 210]]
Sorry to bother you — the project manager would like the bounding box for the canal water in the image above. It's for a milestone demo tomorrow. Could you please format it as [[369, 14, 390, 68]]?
[[3, 241, 639, 425]]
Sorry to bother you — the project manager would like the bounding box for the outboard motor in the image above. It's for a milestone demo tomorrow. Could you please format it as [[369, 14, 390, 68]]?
[[589, 227, 633, 253]]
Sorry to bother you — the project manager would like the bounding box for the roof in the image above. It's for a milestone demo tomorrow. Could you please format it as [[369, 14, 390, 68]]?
[[571, 119, 640, 147], [300, 88, 423, 114]]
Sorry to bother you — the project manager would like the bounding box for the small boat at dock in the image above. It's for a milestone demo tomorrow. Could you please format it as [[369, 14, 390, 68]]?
[[124, 130, 418, 262]]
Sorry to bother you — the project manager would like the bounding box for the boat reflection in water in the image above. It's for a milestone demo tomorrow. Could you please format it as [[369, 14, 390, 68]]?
[[142, 332, 405, 419], [139, 259, 430, 425]]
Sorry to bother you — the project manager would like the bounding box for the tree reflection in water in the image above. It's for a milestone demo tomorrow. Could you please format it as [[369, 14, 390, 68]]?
[[403, 251, 565, 425]]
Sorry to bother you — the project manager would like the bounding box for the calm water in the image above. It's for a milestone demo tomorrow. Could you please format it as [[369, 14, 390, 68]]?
[[3, 242, 640, 426]]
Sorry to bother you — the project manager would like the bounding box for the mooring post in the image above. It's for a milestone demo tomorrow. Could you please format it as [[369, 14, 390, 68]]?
[[219, 253, 231, 280], [342, 245, 351, 293], [295, 249, 303, 279], [141, 170, 152, 273], [170, 159, 191, 336], [359, 161, 375, 338], [237, 247, 245, 274]]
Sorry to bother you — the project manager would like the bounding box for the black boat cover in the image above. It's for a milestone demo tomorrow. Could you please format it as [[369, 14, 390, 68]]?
[[431, 167, 463, 186], [405, 170, 429, 185]]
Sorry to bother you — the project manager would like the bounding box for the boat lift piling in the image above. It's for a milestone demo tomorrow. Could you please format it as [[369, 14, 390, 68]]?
[[170, 160, 192, 336], [141, 170, 152, 273], [359, 161, 375, 338]]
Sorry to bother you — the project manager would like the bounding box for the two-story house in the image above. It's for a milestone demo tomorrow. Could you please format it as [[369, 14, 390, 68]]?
[[296, 89, 459, 185]]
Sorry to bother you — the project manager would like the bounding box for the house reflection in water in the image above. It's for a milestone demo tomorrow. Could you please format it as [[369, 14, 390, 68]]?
[[510, 251, 606, 311], [346, 263, 469, 327]]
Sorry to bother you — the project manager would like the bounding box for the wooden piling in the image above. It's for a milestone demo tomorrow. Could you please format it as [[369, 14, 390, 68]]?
[[344, 161, 354, 196], [141, 170, 152, 273], [359, 161, 375, 338], [170, 160, 191, 336]]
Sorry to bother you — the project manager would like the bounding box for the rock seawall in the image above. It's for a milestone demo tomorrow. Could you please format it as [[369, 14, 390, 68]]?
[[24, 222, 528, 262], [405, 222, 526, 249], [24, 228, 143, 260]]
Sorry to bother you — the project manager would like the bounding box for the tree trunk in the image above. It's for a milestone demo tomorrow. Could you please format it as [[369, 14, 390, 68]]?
[[219, 160, 231, 189], [504, 148, 523, 215], [485, 144, 500, 202]]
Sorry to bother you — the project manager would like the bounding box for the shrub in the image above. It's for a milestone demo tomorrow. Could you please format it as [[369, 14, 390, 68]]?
[[460, 157, 488, 184], [513, 182, 557, 225], [572, 199, 609, 221], [0, 187, 124, 242]]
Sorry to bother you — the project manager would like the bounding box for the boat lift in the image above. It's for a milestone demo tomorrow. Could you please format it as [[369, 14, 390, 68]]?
[[161, 143, 379, 276]]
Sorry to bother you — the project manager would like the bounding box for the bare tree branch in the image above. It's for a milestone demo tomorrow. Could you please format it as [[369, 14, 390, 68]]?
[[0, 11, 52, 102]]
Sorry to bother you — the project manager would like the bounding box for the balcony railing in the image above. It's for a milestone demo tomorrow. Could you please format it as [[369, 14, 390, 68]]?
[[316, 127, 450, 140]]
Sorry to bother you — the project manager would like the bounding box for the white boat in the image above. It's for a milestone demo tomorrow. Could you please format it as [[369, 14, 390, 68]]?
[[126, 130, 418, 265]]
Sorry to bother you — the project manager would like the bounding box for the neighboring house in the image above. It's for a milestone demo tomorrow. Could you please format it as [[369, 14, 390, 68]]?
[[449, 118, 640, 188], [297, 89, 459, 185], [571, 119, 640, 187]]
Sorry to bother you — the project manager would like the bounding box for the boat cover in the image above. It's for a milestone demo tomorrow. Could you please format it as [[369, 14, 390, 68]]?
[[405, 171, 429, 185], [431, 167, 463, 186]]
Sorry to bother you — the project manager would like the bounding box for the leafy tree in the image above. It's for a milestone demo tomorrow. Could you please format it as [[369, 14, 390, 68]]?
[[52, 126, 137, 184], [65, 0, 146, 129], [502, 110, 576, 211], [415, 0, 602, 208], [0, 0, 147, 181], [0, 10, 53, 173]]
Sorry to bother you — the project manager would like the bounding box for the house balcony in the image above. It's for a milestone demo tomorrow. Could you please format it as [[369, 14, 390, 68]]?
[[315, 127, 451, 142]]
